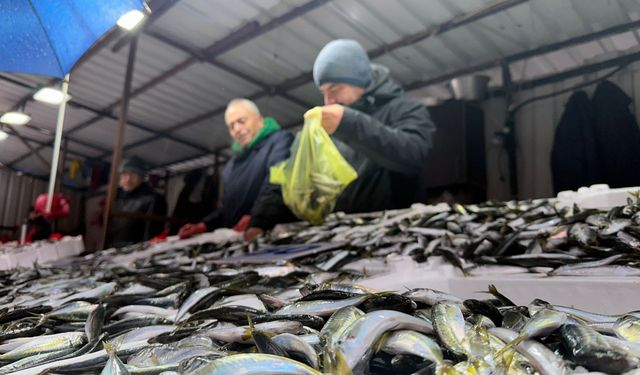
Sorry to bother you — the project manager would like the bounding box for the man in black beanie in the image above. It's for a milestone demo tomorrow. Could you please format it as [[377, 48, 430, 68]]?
[[244, 39, 436, 240], [107, 156, 167, 248]]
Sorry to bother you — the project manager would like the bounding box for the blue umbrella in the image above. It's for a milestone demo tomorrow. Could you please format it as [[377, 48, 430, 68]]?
[[0, 0, 144, 212], [0, 0, 144, 78]]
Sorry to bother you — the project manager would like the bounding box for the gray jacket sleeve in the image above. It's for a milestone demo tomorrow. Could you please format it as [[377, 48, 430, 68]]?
[[333, 98, 435, 176]]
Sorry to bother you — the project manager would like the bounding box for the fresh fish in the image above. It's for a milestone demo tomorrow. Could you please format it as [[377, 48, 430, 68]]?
[[494, 309, 566, 357], [85, 303, 106, 342], [320, 306, 364, 348], [275, 295, 369, 317], [560, 324, 637, 373], [174, 287, 219, 322], [614, 315, 640, 342], [490, 327, 568, 375], [0, 331, 85, 362], [432, 302, 469, 357], [109, 325, 176, 345], [101, 341, 130, 375], [378, 330, 444, 367], [402, 288, 465, 306], [184, 353, 322, 375], [272, 333, 319, 369], [548, 254, 624, 276], [204, 320, 303, 344], [569, 223, 597, 246], [0, 347, 75, 374], [332, 309, 433, 372], [53, 282, 117, 307], [45, 301, 98, 322], [112, 305, 177, 320]]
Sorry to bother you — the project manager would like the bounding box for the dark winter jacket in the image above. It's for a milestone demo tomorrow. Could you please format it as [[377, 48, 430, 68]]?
[[203, 126, 295, 230], [108, 183, 167, 248], [331, 64, 436, 213], [170, 168, 219, 234], [550, 90, 599, 194], [591, 81, 640, 188]]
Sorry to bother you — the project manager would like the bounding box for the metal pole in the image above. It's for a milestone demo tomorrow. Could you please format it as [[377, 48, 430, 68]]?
[[45, 74, 70, 213], [99, 37, 139, 250]]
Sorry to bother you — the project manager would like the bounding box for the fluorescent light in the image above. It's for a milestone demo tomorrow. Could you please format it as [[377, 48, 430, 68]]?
[[117, 10, 145, 31], [0, 130, 8, 141], [33, 87, 70, 105], [0, 112, 31, 126]]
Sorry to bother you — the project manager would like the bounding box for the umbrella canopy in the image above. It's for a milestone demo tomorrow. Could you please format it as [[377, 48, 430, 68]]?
[[0, 0, 144, 78]]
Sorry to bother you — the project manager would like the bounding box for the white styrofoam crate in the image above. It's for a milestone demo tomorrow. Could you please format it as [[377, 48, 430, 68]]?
[[354, 255, 640, 314]]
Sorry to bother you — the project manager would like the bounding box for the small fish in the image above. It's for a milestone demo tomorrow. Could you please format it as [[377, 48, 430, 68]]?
[[85, 303, 105, 342], [272, 333, 320, 369], [431, 302, 468, 357], [378, 330, 444, 367], [614, 315, 640, 342], [333, 309, 433, 372], [184, 353, 322, 375], [101, 341, 130, 375], [0, 331, 85, 362], [561, 324, 637, 374]]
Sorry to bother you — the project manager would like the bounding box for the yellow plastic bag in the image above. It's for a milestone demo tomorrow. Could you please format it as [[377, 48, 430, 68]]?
[[270, 107, 357, 225]]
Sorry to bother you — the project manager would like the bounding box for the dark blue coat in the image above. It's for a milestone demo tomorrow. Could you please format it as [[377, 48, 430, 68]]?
[[203, 130, 294, 229]]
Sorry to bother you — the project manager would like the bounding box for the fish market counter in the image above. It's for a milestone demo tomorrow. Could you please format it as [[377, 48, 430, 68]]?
[[0, 236, 84, 269]]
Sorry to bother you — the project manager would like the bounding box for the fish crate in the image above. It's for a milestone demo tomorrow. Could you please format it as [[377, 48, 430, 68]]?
[[556, 184, 640, 209], [0, 236, 84, 270], [356, 255, 640, 315]]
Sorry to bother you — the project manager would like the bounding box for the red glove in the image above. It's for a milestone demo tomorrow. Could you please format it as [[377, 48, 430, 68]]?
[[179, 222, 207, 239], [49, 233, 63, 241], [244, 227, 264, 242], [148, 229, 168, 244], [233, 215, 251, 232]]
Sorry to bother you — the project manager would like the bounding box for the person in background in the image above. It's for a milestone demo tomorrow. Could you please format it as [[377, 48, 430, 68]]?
[[244, 39, 436, 240], [107, 156, 167, 248], [178, 99, 295, 239], [24, 206, 52, 243]]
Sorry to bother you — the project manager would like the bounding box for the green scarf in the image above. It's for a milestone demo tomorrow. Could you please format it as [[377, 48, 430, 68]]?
[[231, 117, 281, 154]]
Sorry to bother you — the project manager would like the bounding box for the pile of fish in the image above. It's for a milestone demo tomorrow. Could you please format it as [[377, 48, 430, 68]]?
[[0, 196, 639, 373], [0, 263, 640, 374], [260, 195, 640, 277]]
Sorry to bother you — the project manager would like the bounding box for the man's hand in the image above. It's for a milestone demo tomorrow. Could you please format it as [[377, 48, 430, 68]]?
[[244, 227, 264, 242], [178, 222, 207, 239], [320, 104, 345, 135]]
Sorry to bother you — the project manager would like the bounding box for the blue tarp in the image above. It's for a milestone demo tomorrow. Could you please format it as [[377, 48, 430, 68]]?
[[0, 0, 144, 78]]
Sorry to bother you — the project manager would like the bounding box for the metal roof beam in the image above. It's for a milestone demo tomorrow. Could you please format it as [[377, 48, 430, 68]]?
[[493, 49, 640, 95], [109, 0, 329, 112], [404, 18, 640, 92], [0, 75, 210, 167], [367, 0, 528, 60]]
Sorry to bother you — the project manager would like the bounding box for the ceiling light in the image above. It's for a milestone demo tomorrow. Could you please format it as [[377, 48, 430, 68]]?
[[33, 87, 70, 105], [117, 10, 145, 31], [0, 130, 8, 141], [0, 112, 31, 126]]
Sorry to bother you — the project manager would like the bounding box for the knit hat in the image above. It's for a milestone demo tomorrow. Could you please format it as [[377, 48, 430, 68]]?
[[119, 156, 147, 176], [313, 39, 372, 88]]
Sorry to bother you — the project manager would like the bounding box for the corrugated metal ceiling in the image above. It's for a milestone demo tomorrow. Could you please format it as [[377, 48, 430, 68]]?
[[1, 0, 639, 178]]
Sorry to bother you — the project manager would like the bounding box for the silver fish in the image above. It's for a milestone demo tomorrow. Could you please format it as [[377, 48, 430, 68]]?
[[378, 330, 443, 366], [185, 353, 322, 375], [490, 327, 569, 375], [272, 333, 319, 369], [275, 295, 369, 317], [333, 309, 433, 372], [0, 331, 85, 362], [174, 287, 219, 322]]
